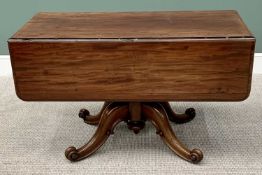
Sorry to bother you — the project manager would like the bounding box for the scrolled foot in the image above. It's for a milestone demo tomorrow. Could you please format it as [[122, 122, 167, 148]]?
[[142, 103, 203, 164], [185, 108, 196, 118], [160, 102, 196, 124], [65, 146, 79, 161], [65, 102, 129, 161], [79, 108, 99, 125], [190, 149, 203, 164], [79, 102, 111, 125], [79, 109, 90, 120]]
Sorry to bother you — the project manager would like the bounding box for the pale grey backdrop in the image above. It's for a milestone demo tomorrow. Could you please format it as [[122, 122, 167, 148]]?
[[0, 0, 261, 54]]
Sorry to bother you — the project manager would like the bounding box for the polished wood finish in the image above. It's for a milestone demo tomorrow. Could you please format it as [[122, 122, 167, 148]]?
[[9, 39, 255, 101], [67, 102, 203, 164], [65, 102, 129, 161], [160, 102, 196, 124], [12, 11, 252, 39], [142, 103, 203, 163], [127, 102, 145, 134], [9, 11, 255, 102], [79, 102, 110, 125], [8, 11, 255, 164]]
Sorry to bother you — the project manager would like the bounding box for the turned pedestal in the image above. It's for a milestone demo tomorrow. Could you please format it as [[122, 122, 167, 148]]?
[[65, 102, 203, 164], [9, 11, 255, 164]]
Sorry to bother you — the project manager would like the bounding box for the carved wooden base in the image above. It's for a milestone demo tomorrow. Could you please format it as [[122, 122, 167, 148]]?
[[65, 102, 203, 164]]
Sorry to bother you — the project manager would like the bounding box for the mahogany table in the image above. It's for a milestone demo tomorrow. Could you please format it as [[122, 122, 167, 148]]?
[[8, 11, 255, 164]]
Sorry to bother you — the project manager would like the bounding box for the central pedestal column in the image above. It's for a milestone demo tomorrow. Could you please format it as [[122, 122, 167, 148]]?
[[65, 102, 203, 164]]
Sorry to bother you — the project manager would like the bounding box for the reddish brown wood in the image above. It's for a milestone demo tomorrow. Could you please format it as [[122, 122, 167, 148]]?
[[79, 102, 110, 125], [12, 11, 252, 39], [8, 11, 255, 164], [65, 102, 129, 161], [8, 39, 255, 101], [66, 101, 203, 163], [160, 102, 196, 124], [127, 102, 145, 134], [142, 103, 203, 163], [8, 11, 255, 101]]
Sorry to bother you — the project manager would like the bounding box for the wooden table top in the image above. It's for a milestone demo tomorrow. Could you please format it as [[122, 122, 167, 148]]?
[[9, 11, 255, 101], [12, 10, 252, 39]]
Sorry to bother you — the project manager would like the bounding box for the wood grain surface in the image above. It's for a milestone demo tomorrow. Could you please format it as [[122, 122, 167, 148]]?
[[8, 39, 255, 101], [65, 102, 203, 163], [12, 11, 252, 39]]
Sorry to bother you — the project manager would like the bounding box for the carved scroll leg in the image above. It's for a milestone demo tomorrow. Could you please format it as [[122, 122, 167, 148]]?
[[65, 102, 129, 161], [160, 102, 196, 124], [142, 103, 203, 164], [79, 102, 111, 125]]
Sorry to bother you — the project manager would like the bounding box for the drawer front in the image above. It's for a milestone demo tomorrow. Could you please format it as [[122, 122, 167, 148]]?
[[8, 39, 255, 101]]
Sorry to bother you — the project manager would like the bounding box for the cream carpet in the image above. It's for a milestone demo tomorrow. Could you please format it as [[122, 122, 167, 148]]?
[[0, 75, 262, 175]]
